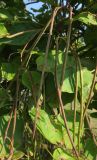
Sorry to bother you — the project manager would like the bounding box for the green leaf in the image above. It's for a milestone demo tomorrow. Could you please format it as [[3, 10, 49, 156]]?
[[0, 22, 41, 45], [29, 108, 83, 149], [22, 71, 41, 90], [95, 83, 97, 90], [0, 9, 13, 21], [57, 111, 83, 149], [84, 26, 97, 46], [53, 148, 76, 160], [29, 108, 63, 145], [84, 139, 97, 160], [78, 68, 93, 103], [36, 51, 93, 98], [0, 31, 38, 45], [12, 151, 24, 160], [45, 73, 58, 104], [36, 51, 76, 93], [0, 88, 11, 109], [74, 12, 97, 25], [1, 62, 19, 81], [0, 23, 8, 38]]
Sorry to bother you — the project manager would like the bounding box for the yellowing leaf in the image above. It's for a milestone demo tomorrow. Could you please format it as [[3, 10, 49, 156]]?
[[74, 12, 97, 25], [0, 23, 8, 37]]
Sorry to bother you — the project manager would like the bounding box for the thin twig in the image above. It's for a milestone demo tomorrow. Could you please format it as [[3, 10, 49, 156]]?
[[33, 7, 62, 139], [8, 108, 17, 160], [7, 19, 51, 90], [55, 6, 79, 158], [6, 29, 41, 38], [73, 55, 78, 143], [55, 39, 79, 158], [55, 37, 62, 116], [25, 1, 39, 5], [8, 74, 20, 160], [43, 81, 46, 110], [56, 87, 79, 158], [86, 113, 97, 146], [77, 57, 83, 152], [83, 56, 97, 119], [60, 6, 73, 89], [25, 19, 52, 67], [4, 108, 13, 142]]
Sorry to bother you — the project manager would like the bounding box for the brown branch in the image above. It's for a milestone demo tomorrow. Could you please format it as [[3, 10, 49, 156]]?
[[60, 5, 73, 89], [7, 19, 51, 91], [73, 55, 78, 143], [25, 1, 39, 5], [83, 56, 97, 119], [4, 108, 13, 142], [32, 7, 62, 139], [77, 56, 83, 152], [7, 108, 17, 160], [86, 113, 97, 147], [25, 19, 51, 67], [55, 37, 62, 116], [6, 29, 41, 38], [54, 6, 79, 158], [55, 38, 79, 159], [58, 89, 79, 158], [8, 74, 20, 160]]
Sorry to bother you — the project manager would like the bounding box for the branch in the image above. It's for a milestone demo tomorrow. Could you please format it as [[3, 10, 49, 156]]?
[[77, 56, 83, 152], [86, 113, 97, 146], [8, 74, 20, 160], [73, 54, 78, 143], [83, 56, 97, 119], [4, 108, 13, 142], [7, 19, 51, 90], [55, 37, 79, 159], [25, 1, 39, 5], [60, 5, 73, 89], [32, 7, 62, 139]]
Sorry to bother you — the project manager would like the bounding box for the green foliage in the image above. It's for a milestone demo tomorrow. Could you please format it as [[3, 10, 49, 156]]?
[[84, 26, 97, 46], [37, 51, 93, 103], [1, 62, 19, 81], [0, 0, 97, 159], [0, 9, 13, 21], [29, 108, 64, 144], [22, 71, 41, 90], [84, 139, 97, 160], [0, 88, 11, 110], [53, 148, 76, 160], [0, 23, 8, 37], [29, 107, 84, 150], [74, 12, 97, 25]]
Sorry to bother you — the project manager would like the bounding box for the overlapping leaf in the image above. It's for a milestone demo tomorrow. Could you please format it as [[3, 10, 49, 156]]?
[[36, 51, 93, 102], [29, 108, 63, 145], [29, 107, 82, 149]]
